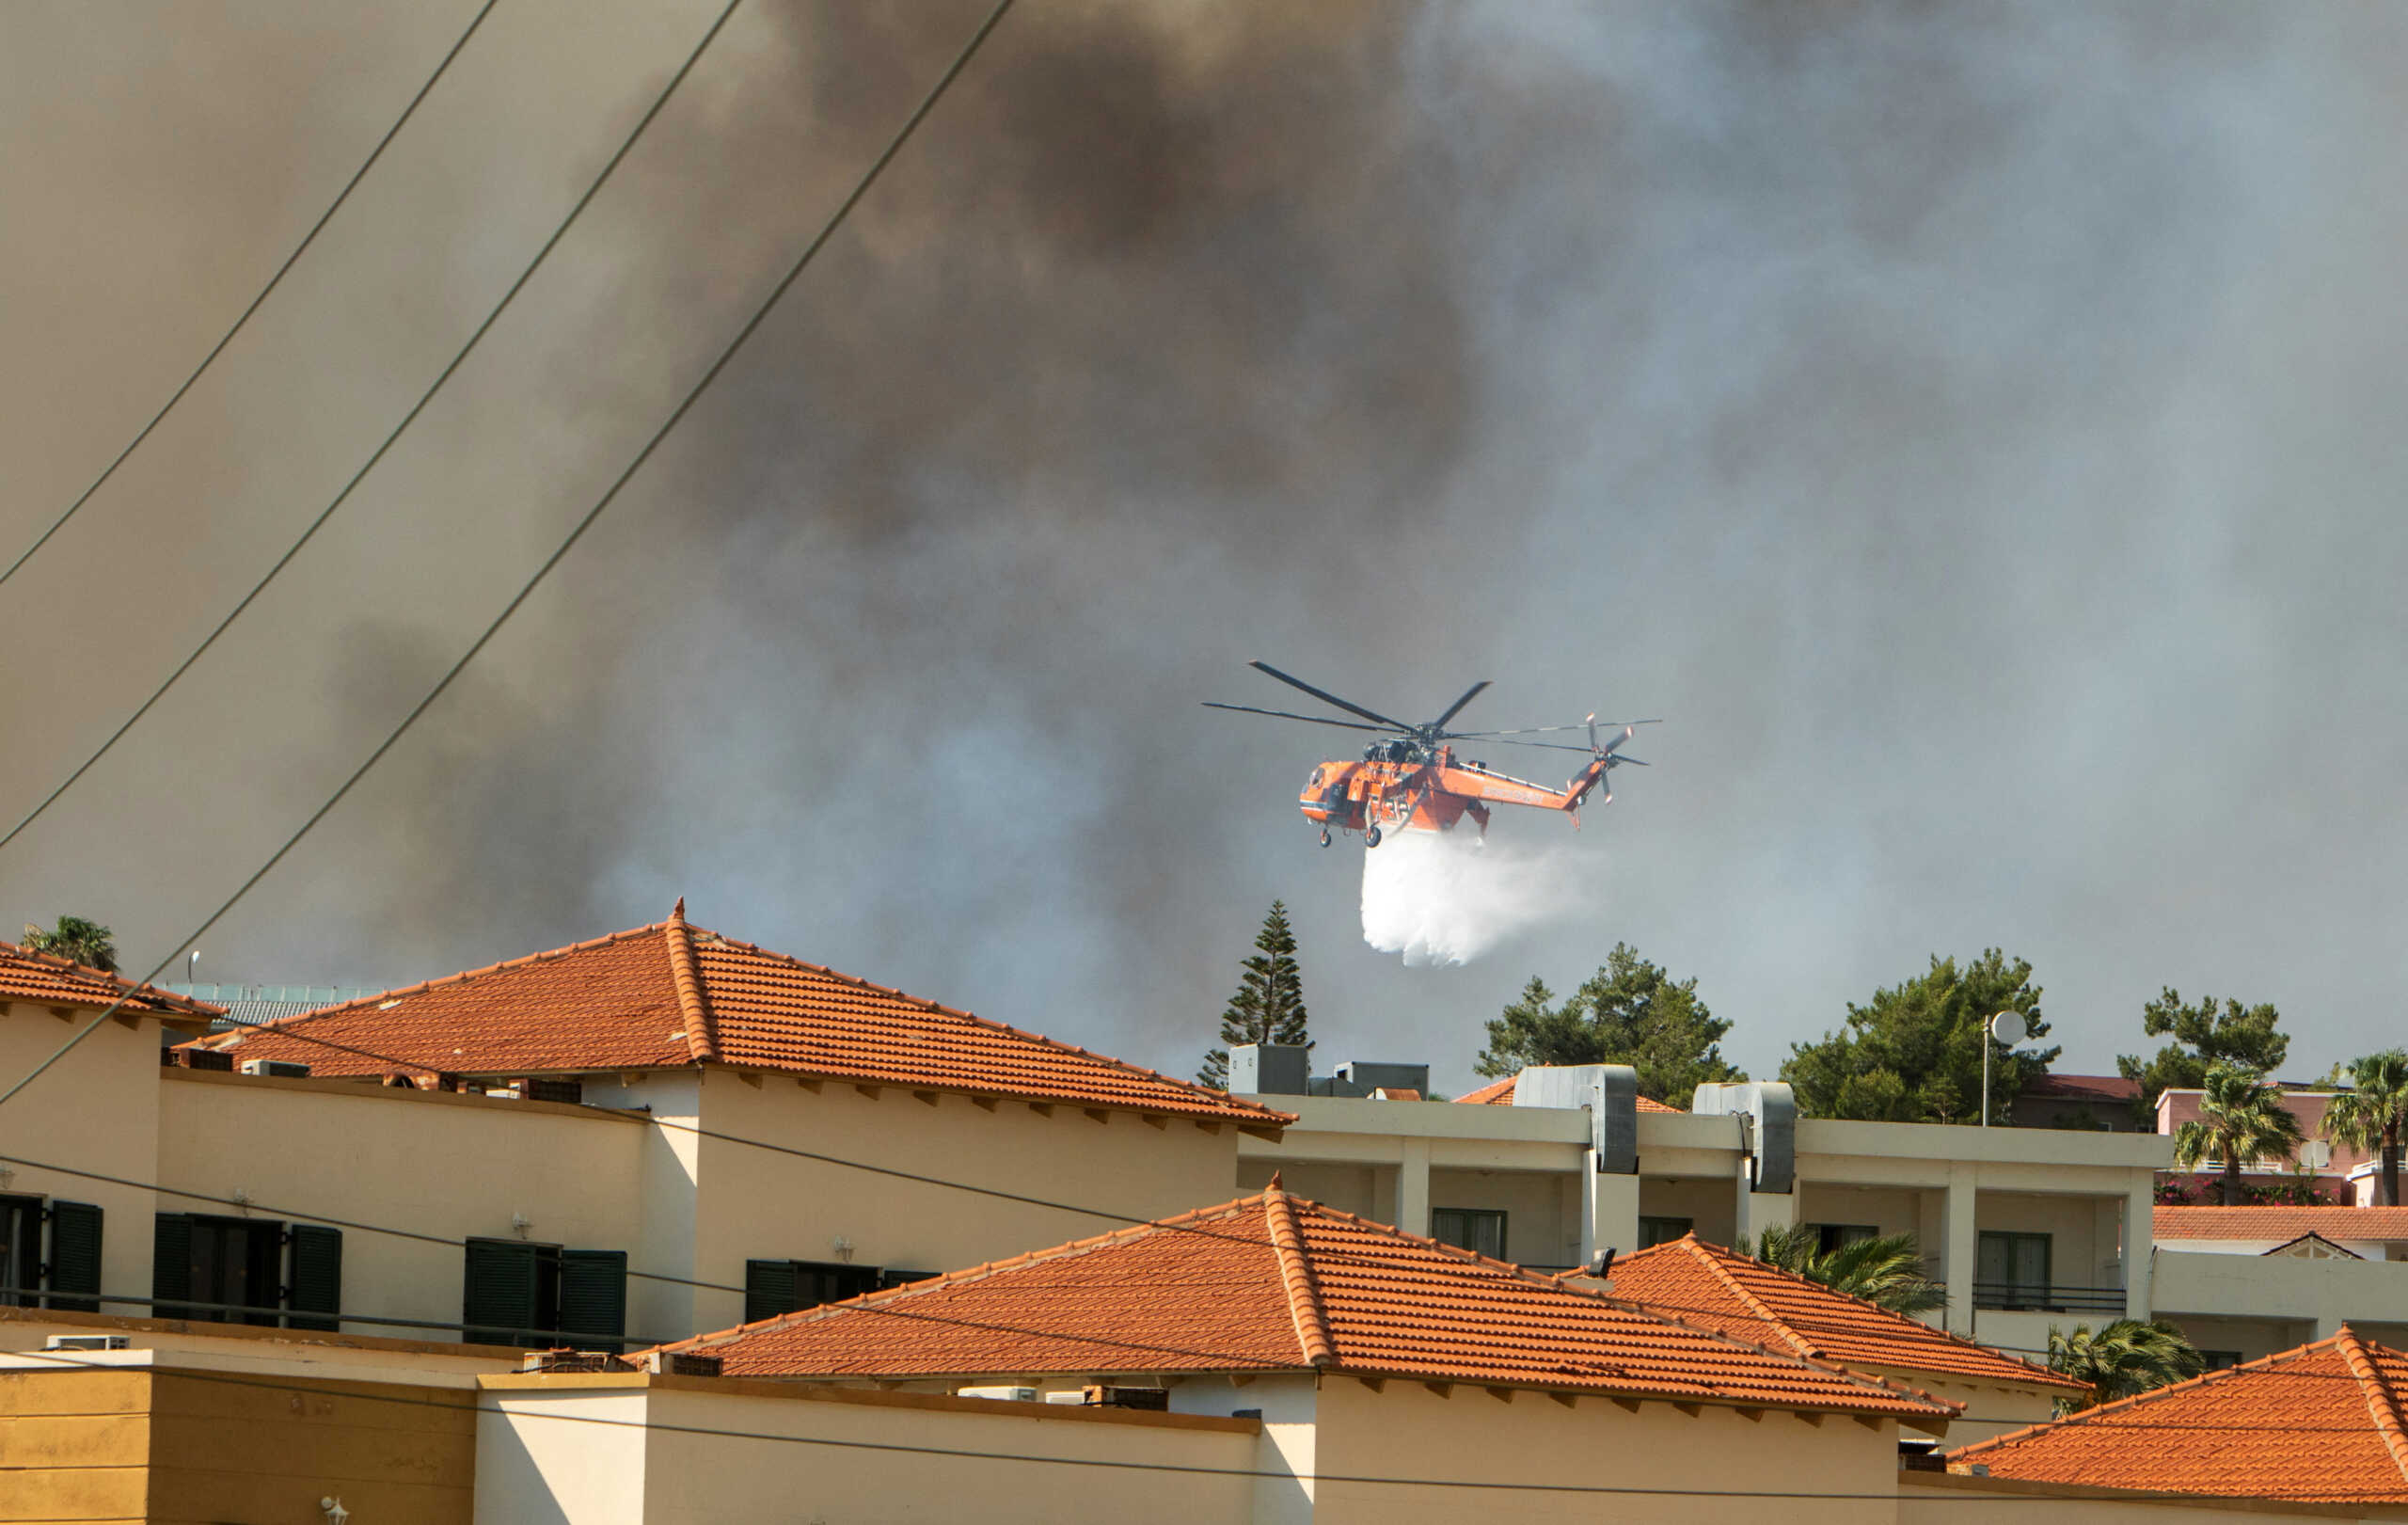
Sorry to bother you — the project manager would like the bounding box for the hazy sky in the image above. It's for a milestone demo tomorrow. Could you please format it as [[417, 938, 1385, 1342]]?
[[2, 0, 2402, 1095]]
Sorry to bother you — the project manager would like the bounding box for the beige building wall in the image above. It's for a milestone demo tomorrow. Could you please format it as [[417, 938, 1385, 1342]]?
[[475, 1374, 1260, 1525], [671, 1071, 1246, 1335], [0, 1000, 177, 1309], [1309, 1376, 1905, 1525], [1847, 1363, 2062, 1445], [0, 1364, 476, 1524], [158, 1069, 653, 1341]]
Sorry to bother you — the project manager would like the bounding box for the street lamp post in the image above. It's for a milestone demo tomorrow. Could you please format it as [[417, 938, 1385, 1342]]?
[[1983, 1010, 2028, 1128]]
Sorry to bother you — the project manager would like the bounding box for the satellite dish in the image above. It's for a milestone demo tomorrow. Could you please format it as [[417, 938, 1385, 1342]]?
[[1988, 1010, 2029, 1045]]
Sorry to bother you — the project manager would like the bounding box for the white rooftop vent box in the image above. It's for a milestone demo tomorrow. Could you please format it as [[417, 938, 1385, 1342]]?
[[958, 1385, 1039, 1404], [45, 1335, 129, 1352], [239, 1058, 310, 1079]]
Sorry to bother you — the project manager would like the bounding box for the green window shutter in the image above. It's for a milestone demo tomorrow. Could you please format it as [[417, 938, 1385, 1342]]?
[[152, 1214, 193, 1317], [286, 1226, 341, 1332], [463, 1238, 538, 1346], [558, 1249, 626, 1353], [44, 1202, 102, 1312], [744, 1259, 799, 1325]]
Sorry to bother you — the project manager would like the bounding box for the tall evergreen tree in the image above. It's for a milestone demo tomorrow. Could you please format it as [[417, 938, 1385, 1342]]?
[[1198, 901, 1311, 1088], [1474, 945, 1740, 1104], [1781, 949, 2056, 1123], [2115, 988, 2289, 1125], [20, 914, 117, 973]]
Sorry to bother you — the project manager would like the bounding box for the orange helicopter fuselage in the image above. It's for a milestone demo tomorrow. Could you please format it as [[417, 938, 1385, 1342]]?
[[1297, 741, 1615, 839]]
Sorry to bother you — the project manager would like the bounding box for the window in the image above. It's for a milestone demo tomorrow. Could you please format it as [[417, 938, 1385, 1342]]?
[[0, 1196, 100, 1310], [744, 1259, 882, 1324], [463, 1238, 626, 1351], [1431, 1209, 1507, 1261], [1811, 1223, 1879, 1255], [152, 1214, 340, 1328], [1638, 1215, 1693, 1249], [1975, 1231, 2052, 1309], [2201, 1349, 2243, 1372]]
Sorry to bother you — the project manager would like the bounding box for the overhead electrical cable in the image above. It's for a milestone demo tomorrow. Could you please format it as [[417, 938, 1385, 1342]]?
[[0, 0, 502, 593], [3, 1344, 2397, 1498], [0, 0, 1018, 1112], [0, 0, 743, 860]]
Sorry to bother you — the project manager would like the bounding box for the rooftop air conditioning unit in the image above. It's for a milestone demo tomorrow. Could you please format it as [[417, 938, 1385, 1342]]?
[[643, 1352, 722, 1378], [239, 1059, 310, 1079], [46, 1335, 129, 1352], [958, 1385, 1039, 1403]]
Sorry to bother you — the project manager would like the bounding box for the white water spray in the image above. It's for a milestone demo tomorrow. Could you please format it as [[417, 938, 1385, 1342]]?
[[1359, 828, 1599, 967]]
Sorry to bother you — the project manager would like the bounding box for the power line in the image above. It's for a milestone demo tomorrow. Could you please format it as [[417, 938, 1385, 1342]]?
[[0, 0, 502, 593], [6, 1342, 2403, 1501], [0, 0, 743, 862], [0, 0, 1018, 1113]]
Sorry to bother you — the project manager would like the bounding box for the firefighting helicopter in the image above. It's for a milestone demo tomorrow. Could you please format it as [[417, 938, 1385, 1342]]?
[[1207, 661, 1656, 849]]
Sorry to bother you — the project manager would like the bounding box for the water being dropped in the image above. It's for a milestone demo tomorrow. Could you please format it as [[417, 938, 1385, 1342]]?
[[1358, 827, 1600, 967]]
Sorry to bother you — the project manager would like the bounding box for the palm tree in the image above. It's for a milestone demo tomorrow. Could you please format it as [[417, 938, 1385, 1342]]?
[[20, 914, 117, 973], [2047, 1319, 2205, 1413], [1748, 1224, 1946, 1316], [2173, 1063, 2304, 1206], [2325, 1051, 2408, 1206]]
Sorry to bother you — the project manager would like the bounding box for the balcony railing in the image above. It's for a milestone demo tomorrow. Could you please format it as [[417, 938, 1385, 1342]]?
[[1973, 1280, 2126, 1314]]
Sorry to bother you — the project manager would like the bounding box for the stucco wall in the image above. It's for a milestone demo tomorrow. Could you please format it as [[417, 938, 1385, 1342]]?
[[1311, 1376, 1902, 1525], [681, 1072, 1247, 1335], [1240, 1159, 1388, 1224], [2153, 1249, 2408, 1339], [0, 1001, 173, 1311], [1426, 1168, 1576, 1267], [0, 1364, 475, 1524], [477, 1377, 1260, 1525], [158, 1070, 653, 1342]]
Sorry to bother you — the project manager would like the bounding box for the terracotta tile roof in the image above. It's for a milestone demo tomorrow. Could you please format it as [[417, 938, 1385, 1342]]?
[[182, 905, 1288, 1126], [1608, 1235, 2087, 1392], [1454, 1074, 1681, 1112], [2018, 1072, 2141, 1103], [0, 941, 221, 1023], [649, 1184, 1959, 1420], [2155, 1207, 2408, 1243], [1948, 1329, 2408, 1503]]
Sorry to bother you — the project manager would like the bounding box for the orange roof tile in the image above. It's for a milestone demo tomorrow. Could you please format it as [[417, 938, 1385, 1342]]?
[[182, 906, 1288, 1126], [0, 941, 220, 1023], [2156, 1207, 2408, 1242], [1453, 1074, 1682, 1111], [1609, 1236, 2086, 1391], [1949, 1329, 2408, 1503], [649, 1185, 1958, 1420]]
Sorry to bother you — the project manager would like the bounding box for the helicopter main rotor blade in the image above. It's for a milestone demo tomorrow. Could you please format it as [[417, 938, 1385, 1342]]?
[[1450, 717, 1663, 739], [1430, 680, 1491, 731], [1247, 660, 1417, 732], [1202, 702, 1393, 734], [1465, 737, 1598, 755]]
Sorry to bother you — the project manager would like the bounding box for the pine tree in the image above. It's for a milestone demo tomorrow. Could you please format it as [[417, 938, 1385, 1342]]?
[[1198, 901, 1311, 1088]]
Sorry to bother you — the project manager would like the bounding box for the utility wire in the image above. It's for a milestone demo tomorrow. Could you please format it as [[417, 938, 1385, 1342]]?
[[0, 0, 741, 861], [0, 0, 501, 593], [6, 1342, 2402, 1501], [0, 0, 1018, 1114]]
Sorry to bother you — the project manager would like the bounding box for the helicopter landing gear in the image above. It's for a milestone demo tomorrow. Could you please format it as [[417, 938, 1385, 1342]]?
[[1319, 828, 1332, 849], [1365, 824, 1384, 849]]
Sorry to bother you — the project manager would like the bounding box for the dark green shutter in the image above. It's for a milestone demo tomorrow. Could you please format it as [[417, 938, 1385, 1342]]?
[[286, 1226, 341, 1331], [152, 1214, 193, 1318], [44, 1202, 101, 1312], [745, 1259, 799, 1324], [558, 1249, 626, 1353], [463, 1238, 537, 1345]]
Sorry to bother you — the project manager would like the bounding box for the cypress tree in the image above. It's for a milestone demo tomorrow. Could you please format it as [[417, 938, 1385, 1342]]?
[[1198, 900, 1311, 1088]]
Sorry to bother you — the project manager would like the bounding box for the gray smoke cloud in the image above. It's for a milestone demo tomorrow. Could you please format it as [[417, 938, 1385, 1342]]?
[[3, 0, 2404, 1094]]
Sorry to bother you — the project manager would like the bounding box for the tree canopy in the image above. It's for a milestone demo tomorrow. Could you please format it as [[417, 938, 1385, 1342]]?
[[1747, 1224, 1944, 1315], [2115, 988, 2289, 1125], [1197, 900, 1311, 1088], [2324, 1050, 2408, 1206], [20, 914, 117, 973], [2172, 1062, 2305, 1205], [1780, 949, 2056, 1123], [2047, 1320, 2205, 1413], [1473, 944, 1740, 1104]]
